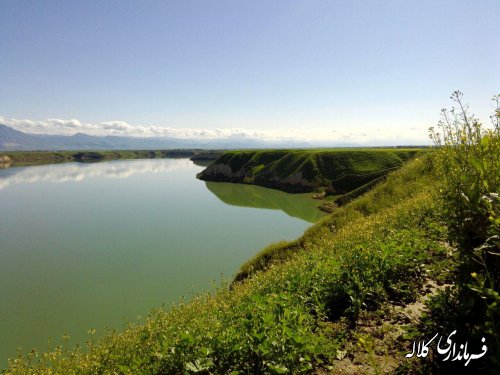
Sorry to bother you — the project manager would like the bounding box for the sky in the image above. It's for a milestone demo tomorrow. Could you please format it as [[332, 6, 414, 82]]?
[[1, 0, 499, 146]]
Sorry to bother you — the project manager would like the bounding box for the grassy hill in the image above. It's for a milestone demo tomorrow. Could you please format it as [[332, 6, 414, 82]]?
[[197, 149, 424, 205]]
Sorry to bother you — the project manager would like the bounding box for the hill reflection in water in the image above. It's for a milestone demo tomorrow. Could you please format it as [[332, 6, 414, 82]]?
[[205, 181, 325, 223]]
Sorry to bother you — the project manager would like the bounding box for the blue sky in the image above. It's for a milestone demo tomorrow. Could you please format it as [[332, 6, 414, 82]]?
[[1, 0, 499, 145]]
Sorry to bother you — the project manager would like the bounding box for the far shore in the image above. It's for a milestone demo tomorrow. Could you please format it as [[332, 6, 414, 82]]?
[[0, 149, 224, 168]]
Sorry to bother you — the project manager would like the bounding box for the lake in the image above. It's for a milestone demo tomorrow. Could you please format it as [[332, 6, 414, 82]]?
[[0, 158, 324, 366]]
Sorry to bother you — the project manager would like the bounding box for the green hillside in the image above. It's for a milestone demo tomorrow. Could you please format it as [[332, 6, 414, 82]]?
[[198, 149, 424, 200]]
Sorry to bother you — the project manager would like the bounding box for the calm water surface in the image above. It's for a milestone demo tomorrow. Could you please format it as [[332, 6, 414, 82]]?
[[0, 159, 324, 366]]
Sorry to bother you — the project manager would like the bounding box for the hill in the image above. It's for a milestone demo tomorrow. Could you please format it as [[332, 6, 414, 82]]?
[[197, 149, 424, 208]]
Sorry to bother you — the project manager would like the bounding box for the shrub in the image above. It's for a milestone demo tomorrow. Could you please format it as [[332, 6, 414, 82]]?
[[429, 91, 499, 254], [428, 91, 500, 369]]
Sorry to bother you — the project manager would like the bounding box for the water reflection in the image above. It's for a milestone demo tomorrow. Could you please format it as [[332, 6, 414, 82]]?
[[205, 181, 325, 223], [0, 159, 193, 190]]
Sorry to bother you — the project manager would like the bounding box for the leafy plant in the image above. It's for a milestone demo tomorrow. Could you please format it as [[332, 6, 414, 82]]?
[[428, 92, 500, 370]]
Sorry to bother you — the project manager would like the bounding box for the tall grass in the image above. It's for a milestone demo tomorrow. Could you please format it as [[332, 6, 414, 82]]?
[[424, 92, 500, 371]]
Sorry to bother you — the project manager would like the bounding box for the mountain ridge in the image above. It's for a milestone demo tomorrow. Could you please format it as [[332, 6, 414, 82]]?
[[0, 124, 315, 150]]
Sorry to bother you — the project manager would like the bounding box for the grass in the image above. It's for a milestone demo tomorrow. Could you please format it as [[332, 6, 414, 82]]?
[[198, 148, 426, 197], [4, 153, 457, 374], [236, 154, 436, 281]]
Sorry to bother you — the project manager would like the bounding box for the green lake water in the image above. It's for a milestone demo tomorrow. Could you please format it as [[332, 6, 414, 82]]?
[[0, 158, 324, 367]]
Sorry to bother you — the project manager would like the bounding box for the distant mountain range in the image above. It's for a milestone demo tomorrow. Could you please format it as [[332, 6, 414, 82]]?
[[0, 124, 313, 151]]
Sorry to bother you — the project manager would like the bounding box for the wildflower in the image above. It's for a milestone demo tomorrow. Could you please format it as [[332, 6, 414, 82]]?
[[471, 272, 478, 279]]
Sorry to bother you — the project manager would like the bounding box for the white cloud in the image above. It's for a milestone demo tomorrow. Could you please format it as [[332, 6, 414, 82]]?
[[0, 115, 432, 145]]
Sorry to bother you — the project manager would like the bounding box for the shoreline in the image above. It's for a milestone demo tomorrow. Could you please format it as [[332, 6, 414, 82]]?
[[0, 149, 223, 168]]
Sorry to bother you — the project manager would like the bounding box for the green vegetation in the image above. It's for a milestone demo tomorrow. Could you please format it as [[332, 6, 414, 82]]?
[[417, 92, 500, 372], [0, 150, 222, 166], [235, 153, 436, 282], [198, 148, 425, 207], [3, 95, 498, 373]]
